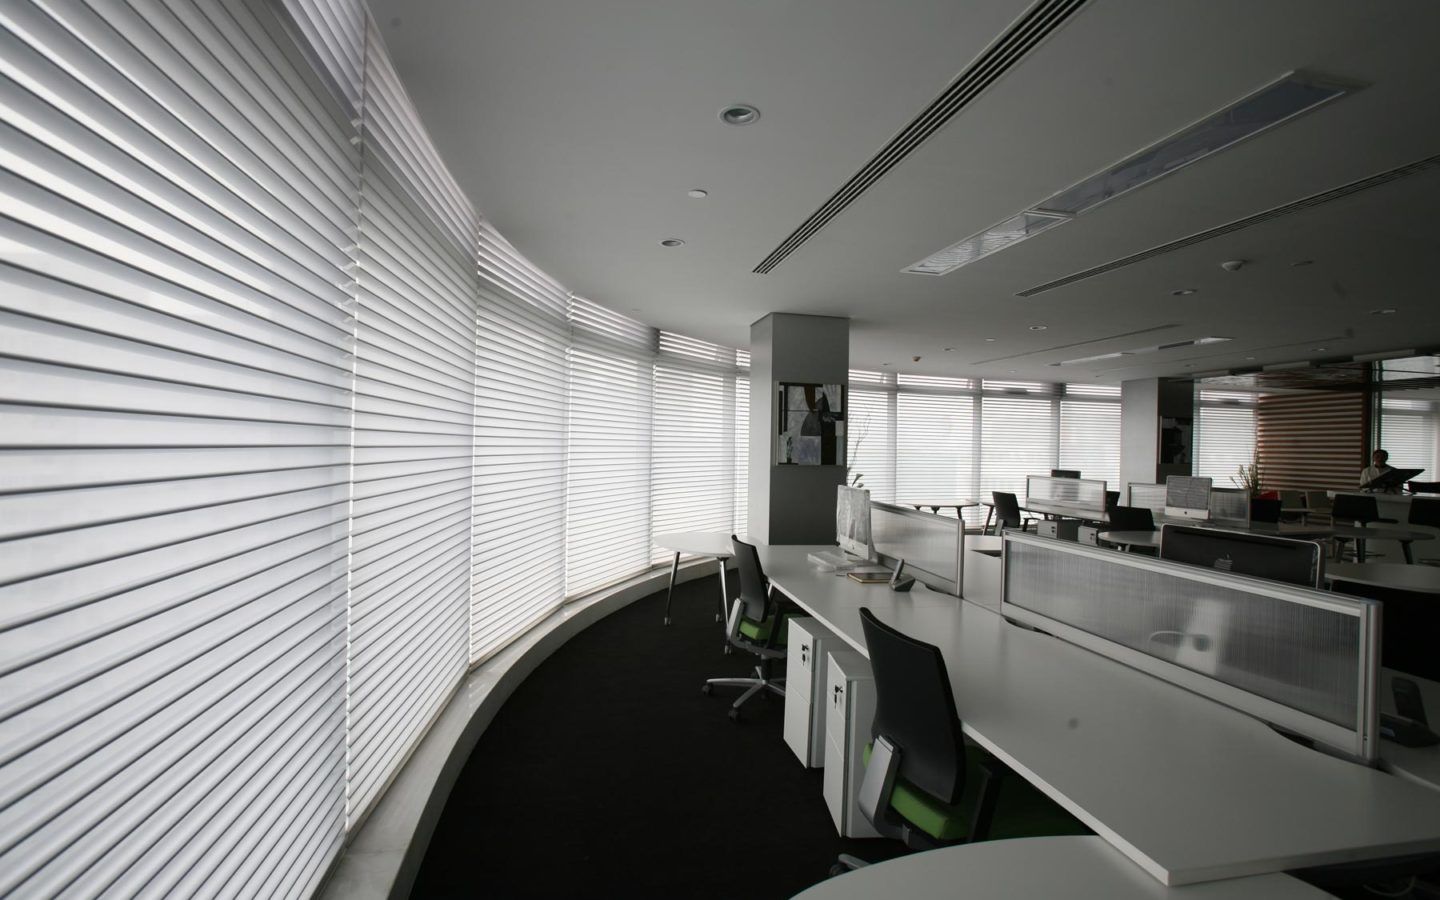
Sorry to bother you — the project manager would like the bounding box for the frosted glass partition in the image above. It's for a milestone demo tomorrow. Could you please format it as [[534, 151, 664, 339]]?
[[1210, 488, 1250, 526], [871, 502, 962, 596], [1026, 475, 1107, 508], [1001, 533, 1380, 761], [1127, 482, 1167, 512]]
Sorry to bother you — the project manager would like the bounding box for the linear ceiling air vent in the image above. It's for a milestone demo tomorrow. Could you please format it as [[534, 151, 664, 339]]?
[[752, 0, 1090, 275], [908, 71, 1355, 277], [1018, 152, 1440, 297]]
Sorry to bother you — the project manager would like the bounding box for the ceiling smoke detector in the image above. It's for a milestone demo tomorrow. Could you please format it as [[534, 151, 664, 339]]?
[[1220, 259, 1247, 272]]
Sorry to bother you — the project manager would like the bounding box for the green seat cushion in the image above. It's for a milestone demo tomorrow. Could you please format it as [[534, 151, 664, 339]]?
[[738, 611, 791, 645], [862, 743, 1089, 843]]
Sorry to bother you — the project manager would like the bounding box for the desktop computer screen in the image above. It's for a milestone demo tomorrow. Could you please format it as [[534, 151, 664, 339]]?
[[1164, 475, 1212, 520], [1159, 524, 1323, 588], [835, 485, 874, 561], [1051, 469, 1081, 479]]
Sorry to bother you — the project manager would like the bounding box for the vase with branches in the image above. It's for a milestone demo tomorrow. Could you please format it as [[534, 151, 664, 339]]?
[[1231, 459, 1262, 497]]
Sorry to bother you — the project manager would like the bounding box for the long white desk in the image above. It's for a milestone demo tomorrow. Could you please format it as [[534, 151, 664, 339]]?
[[758, 544, 1440, 887]]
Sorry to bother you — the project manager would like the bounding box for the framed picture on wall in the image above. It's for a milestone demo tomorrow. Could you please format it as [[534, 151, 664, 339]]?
[[776, 382, 846, 465]]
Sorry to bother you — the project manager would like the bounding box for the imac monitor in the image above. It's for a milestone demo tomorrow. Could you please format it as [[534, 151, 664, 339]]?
[[1160, 524, 1323, 588], [836, 485, 875, 561], [1051, 469, 1081, 479], [1164, 475, 1213, 521]]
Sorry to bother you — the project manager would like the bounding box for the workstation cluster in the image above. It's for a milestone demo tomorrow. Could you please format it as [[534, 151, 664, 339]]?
[[721, 482, 1440, 897]]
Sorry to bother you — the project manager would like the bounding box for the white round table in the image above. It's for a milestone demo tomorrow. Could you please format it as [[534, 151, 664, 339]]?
[[1325, 562, 1440, 594], [1097, 529, 1160, 551], [792, 836, 1330, 900], [1329, 525, 1434, 564], [652, 531, 735, 626]]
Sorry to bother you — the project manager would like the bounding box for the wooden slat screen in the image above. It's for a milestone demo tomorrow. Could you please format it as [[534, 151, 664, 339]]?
[[1255, 391, 1367, 491]]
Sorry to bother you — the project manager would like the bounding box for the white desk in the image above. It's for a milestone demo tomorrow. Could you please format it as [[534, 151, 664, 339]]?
[[792, 836, 1332, 900], [1378, 669, 1440, 793], [653, 532, 733, 626], [1329, 526, 1434, 564], [758, 544, 1440, 887]]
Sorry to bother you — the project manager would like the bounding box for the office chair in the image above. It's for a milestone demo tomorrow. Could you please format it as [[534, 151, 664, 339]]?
[[1249, 498, 1282, 524], [701, 536, 790, 721], [1104, 490, 1120, 512], [833, 608, 1085, 874], [1410, 499, 1440, 566], [1304, 490, 1333, 524], [1330, 494, 1395, 526], [991, 492, 1036, 535], [1107, 505, 1155, 532]]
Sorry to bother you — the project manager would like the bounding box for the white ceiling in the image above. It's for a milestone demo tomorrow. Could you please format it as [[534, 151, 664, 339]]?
[[366, 0, 1440, 383]]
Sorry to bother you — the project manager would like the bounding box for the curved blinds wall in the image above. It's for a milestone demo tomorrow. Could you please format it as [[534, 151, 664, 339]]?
[[0, 0, 355, 894], [1195, 390, 1256, 484]]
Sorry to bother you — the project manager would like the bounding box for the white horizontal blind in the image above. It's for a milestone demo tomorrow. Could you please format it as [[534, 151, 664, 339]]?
[[1380, 398, 1439, 480], [734, 357, 750, 533], [1059, 384, 1121, 488], [346, 17, 474, 825], [980, 382, 1059, 505], [565, 297, 654, 597], [896, 390, 975, 514], [0, 0, 354, 894], [472, 220, 568, 661], [848, 371, 896, 503], [652, 332, 747, 556], [1195, 390, 1256, 484]]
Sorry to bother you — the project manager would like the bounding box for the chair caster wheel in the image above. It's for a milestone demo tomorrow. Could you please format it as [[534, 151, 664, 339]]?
[[701, 683, 713, 695], [728, 708, 740, 722], [828, 864, 848, 878]]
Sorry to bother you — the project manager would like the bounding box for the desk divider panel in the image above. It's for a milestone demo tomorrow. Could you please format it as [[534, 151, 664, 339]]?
[[870, 501, 961, 596], [1126, 482, 1167, 513], [1209, 487, 1250, 527], [1001, 533, 1380, 762], [1027, 475, 1107, 508]]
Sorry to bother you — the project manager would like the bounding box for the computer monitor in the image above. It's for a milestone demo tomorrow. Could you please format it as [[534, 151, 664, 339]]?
[[1051, 469, 1081, 479], [1159, 524, 1324, 588], [1164, 475, 1212, 520], [836, 485, 875, 561]]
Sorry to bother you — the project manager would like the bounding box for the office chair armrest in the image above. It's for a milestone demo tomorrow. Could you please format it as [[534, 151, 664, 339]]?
[[967, 756, 1009, 843], [856, 735, 903, 843]]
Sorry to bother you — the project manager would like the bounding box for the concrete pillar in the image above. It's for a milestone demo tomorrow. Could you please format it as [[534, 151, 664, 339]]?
[[1120, 378, 1195, 494], [748, 314, 850, 544]]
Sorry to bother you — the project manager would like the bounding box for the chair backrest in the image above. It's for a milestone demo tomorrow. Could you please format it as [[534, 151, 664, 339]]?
[[1108, 505, 1155, 532], [1410, 497, 1440, 529], [731, 536, 770, 622], [1305, 490, 1333, 513], [1104, 490, 1120, 512], [1331, 494, 1379, 524], [1249, 498, 1282, 524], [1279, 490, 1305, 509], [860, 607, 966, 806], [992, 492, 1022, 529]]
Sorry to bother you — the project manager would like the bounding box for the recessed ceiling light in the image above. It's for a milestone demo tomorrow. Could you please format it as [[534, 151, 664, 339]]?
[[659, 238, 685, 247], [1029, 325, 1047, 331], [1171, 288, 1197, 296], [1369, 308, 1397, 315], [1246, 356, 1256, 360], [943, 347, 956, 352], [1008, 369, 1017, 374], [1291, 259, 1315, 267], [687, 189, 708, 199], [719, 104, 760, 126], [1312, 347, 1327, 352], [984, 337, 997, 342]]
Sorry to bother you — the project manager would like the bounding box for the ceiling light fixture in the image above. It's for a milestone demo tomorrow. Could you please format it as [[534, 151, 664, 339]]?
[[1171, 289, 1197, 296], [1029, 325, 1048, 331], [984, 337, 997, 342], [719, 104, 760, 126], [687, 189, 709, 199], [1291, 259, 1314, 267], [903, 72, 1355, 278], [659, 238, 685, 247], [943, 347, 956, 352], [1054, 336, 1232, 367], [1369, 308, 1397, 315]]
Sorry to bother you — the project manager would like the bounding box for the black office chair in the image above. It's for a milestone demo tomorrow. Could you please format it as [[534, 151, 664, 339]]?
[[1249, 498, 1282, 524], [702, 536, 791, 721], [1104, 490, 1120, 512], [991, 492, 1036, 535], [1107, 505, 1155, 532], [833, 608, 1086, 874], [1330, 494, 1396, 526], [1410, 499, 1440, 567]]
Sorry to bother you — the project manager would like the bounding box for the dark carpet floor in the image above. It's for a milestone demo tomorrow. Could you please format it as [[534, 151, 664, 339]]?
[[411, 573, 1080, 898]]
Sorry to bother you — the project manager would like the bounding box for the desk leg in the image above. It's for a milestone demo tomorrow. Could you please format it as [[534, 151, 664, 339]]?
[[983, 507, 995, 535], [1356, 539, 1368, 564], [663, 551, 680, 625], [1402, 540, 1414, 565]]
